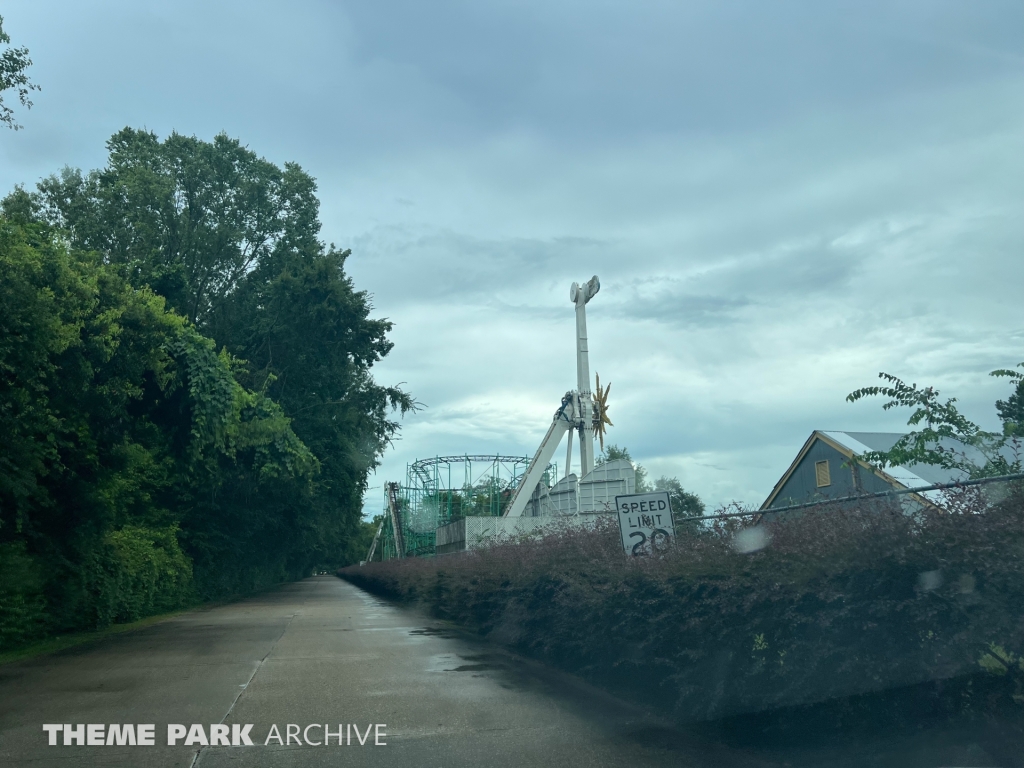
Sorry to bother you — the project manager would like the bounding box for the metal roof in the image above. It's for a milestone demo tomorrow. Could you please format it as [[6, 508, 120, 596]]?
[[826, 431, 1018, 483], [762, 430, 1018, 510]]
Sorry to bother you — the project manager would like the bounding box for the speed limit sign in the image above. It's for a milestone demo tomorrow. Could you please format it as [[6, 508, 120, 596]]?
[[614, 491, 674, 556]]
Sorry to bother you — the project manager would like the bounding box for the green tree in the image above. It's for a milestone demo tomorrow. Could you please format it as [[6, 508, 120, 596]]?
[[213, 244, 414, 559], [0, 211, 325, 640], [653, 476, 706, 524], [33, 130, 320, 325], [597, 444, 648, 490], [0, 216, 304, 636], [596, 444, 706, 522], [0, 15, 39, 130], [847, 368, 1023, 478], [993, 363, 1024, 437], [350, 514, 384, 565], [1, 128, 414, 649], [21, 128, 413, 584]]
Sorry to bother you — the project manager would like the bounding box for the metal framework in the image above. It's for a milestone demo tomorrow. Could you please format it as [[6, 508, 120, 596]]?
[[372, 455, 557, 560], [365, 274, 613, 561]]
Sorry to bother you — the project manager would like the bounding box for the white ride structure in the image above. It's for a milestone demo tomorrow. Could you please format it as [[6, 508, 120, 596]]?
[[503, 275, 634, 519], [367, 275, 634, 562]]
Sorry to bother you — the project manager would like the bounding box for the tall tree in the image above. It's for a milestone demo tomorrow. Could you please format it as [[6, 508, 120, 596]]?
[[35, 130, 320, 325], [14, 128, 413, 606], [0, 211, 318, 637], [215, 248, 412, 526], [653, 476, 706, 524]]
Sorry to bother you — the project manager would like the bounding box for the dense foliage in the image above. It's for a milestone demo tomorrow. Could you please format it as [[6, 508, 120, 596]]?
[[847, 369, 1024, 477], [341, 484, 1024, 725], [0, 130, 411, 650]]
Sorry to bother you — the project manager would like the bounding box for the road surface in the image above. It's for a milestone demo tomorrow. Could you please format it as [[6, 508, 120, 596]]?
[[0, 576, 770, 768]]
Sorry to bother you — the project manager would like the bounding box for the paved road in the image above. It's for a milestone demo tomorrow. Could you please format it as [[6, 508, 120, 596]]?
[[0, 576, 771, 768]]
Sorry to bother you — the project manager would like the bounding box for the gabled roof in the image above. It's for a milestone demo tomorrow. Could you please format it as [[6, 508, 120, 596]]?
[[823, 431, 967, 488], [760, 430, 972, 510]]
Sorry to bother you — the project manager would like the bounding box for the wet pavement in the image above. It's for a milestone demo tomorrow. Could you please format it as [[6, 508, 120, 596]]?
[[0, 576, 772, 767]]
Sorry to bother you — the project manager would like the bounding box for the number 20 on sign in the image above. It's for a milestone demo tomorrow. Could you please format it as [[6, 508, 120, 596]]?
[[614, 491, 674, 556]]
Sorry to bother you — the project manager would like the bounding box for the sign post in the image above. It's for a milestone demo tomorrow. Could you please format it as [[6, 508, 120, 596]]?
[[614, 491, 674, 556]]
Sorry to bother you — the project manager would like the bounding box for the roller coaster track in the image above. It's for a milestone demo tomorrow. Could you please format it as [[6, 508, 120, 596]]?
[[409, 455, 532, 489]]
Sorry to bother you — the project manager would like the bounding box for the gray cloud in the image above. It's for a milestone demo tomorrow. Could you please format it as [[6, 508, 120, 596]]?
[[0, 0, 1021, 513], [611, 291, 751, 328], [350, 227, 614, 302]]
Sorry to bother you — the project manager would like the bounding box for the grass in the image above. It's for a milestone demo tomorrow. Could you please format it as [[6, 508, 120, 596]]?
[[0, 607, 194, 666], [0, 579, 303, 666]]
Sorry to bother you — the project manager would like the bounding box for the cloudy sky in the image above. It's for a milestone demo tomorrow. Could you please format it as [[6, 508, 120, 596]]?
[[2, 1, 1022, 513]]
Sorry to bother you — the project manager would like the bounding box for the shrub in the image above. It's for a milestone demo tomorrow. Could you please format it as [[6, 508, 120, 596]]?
[[0, 541, 48, 648]]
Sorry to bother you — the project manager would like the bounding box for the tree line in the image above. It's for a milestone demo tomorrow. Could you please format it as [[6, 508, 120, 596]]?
[[0, 128, 412, 650]]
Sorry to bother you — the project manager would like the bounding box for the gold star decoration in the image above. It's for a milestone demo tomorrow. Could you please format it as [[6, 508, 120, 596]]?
[[593, 373, 613, 451]]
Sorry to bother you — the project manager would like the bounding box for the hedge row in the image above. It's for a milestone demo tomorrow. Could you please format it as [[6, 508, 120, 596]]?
[[340, 486, 1024, 723]]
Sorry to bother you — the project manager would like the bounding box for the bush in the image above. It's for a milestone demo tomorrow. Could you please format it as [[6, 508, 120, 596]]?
[[0, 527, 196, 651], [0, 542, 48, 648], [100, 525, 195, 624]]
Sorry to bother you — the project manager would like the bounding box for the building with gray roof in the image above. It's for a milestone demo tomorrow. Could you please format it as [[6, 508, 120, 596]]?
[[760, 431, 1018, 514]]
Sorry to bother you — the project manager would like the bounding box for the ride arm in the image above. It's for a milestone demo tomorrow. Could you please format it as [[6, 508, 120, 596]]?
[[364, 518, 384, 564], [503, 396, 575, 518], [386, 481, 405, 558]]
